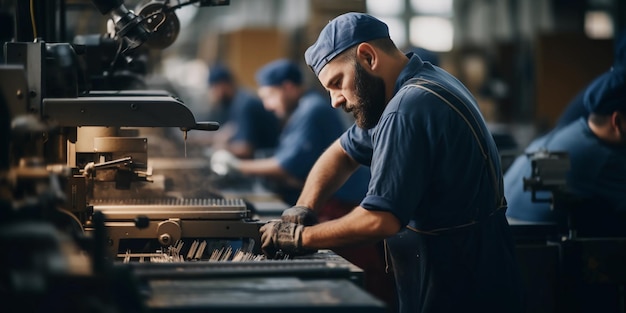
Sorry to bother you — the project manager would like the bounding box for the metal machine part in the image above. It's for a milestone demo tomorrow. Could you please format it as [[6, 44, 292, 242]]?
[[0, 65, 30, 120], [4, 40, 219, 216], [4, 43, 46, 115], [133, 249, 378, 312], [523, 149, 570, 203], [144, 277, 386, 313], [87, 198, 265, 257], [90, 0, 230, 52], [4, 38, 219, 135], [124, 249, 363, 279], [521, 149, 596, 239], [90, 0, 150, 52], [83, 137, 150, 189], [43, 95, 216, 129], [136, 1, 180, 49]]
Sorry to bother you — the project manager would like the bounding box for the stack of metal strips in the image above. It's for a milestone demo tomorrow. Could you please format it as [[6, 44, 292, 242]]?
[[121, 240, 265, 263]]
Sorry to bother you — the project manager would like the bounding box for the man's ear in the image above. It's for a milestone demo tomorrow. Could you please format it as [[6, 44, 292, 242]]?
[[610, 111, 624, 134], [356, 43, 378, 71]]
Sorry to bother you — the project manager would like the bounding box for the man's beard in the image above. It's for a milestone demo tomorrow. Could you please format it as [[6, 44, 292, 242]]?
[[344, 61, 387, 129]]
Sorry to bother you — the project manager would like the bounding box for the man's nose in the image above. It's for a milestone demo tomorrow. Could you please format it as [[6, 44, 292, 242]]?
[[331, 93, 346, 109]]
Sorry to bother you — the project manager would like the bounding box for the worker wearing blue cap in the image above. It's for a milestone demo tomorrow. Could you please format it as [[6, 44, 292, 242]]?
[[211, 58, 396, 308], [504, 66, 626, 313], [194, 63, 280, 159], [258, 12, 524, 313], [213, 58, 371, 205], [505, 67, 626, 236]]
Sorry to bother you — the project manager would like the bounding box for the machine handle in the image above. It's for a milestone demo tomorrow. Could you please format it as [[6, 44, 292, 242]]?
[[180, 121, 220, 132]]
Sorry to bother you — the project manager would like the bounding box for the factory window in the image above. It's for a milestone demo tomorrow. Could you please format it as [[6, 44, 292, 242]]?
[[410, 16, 453, 52], [366, 0, 405, 16], [378, 17, 408, 50], [367, 0, 454, 52], [585, 10, 613, 39], [410, 0, 453, 15]]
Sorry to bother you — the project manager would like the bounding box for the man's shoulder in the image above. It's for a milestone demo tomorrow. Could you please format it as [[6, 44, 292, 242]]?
[[401, 70, 467, 97], [387, 77, 452, 114], [396, 67, 450, 93], [546, 119, 595, 150]]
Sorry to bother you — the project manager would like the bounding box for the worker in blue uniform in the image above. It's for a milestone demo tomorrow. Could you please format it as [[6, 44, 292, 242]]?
[[193, 63, 280, 159], [211, 59, 370, 206], [505, 67, 626, 237], [258, 12, 524, 313], [210, 58, 396, 308]]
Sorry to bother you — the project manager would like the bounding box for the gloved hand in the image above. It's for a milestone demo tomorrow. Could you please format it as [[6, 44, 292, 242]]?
[[259, 221, 316, 259], [210, 149, 240, 176], [82, 161, 96, 177], [281, 206, 318, 226]]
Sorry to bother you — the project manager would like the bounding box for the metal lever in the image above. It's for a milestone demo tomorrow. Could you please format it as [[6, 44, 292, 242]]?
[[180, 122, 220, 150], [180, 121, 220, 132], [82, 156, 133, 177], [92, 156, 133, 169]]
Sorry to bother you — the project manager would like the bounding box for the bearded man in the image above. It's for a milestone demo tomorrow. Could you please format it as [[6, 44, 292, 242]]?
[[259, 12, 524, 313]]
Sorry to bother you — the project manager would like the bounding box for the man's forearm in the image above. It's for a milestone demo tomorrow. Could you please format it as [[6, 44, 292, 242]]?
[[297, 140, 360, 210], [301, 207, 401, 248]]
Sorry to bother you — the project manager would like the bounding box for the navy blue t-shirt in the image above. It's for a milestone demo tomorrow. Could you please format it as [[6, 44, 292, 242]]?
[[228, 89, 280, 152], [340, 53, 523, 313]]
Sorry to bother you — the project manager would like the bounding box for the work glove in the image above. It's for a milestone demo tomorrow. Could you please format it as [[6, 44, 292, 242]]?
[[259, 221, 316, 259], [281, 206, 318, 226], [209, 149, 240, 176]]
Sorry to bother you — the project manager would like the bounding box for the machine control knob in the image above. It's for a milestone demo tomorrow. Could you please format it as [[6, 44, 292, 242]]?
[[134, 215, 150, 229], [156, 219, 181, 246], [158, 233, 172, 245]]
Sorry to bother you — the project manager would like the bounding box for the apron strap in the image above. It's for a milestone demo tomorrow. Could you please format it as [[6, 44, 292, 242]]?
[[383, 77, 508, 272], [400, 78, 507, 236], [405, 204, 507, 236]]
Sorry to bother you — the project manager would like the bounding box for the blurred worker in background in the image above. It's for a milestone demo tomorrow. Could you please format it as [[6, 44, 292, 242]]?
[[259, 12, 524, 313], [190, 63, 281, 159], [504, 66, 626, 237], [504, 65, 626, 313], [210, 58, 396, 309], [210, 59, 370, 206]]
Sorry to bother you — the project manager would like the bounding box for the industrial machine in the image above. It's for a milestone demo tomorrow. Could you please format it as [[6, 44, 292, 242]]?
[[0, 1, 387, 312], [517, 149, 626, 313], [1, 0, 272, 259]]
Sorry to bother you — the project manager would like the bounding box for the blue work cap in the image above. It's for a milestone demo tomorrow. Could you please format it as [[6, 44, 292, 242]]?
[[304, 12, 390, 76], [208, 63, 233, 85], [583, 68, 626, 114], [255, 59, 302, 87]]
